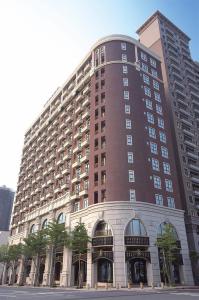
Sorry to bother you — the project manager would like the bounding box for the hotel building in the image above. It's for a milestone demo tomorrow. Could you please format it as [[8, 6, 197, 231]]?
[[9, 33, 194, 287], [137, 11, 199, 284]]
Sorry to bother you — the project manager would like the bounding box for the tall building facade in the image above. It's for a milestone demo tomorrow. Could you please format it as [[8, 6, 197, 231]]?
[[0, 185, 14, 231], [137, 11, 199, 284], [9, 35, 193, 287]]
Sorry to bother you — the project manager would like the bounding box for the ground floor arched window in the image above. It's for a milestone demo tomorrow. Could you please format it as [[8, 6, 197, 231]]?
[[97, 258, 113, 283], [128, 258, 147, 284]]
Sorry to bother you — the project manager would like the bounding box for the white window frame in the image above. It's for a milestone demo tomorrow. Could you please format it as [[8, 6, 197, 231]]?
[[124, 90, 129, 100], [121, 42, 126, 50], [141, 51, 147, 61], [146, 99, 153, 110], [142, 63, 148, 72], [83, 198, 88, 208], [122, 54, 127, 62], [151, 69, 158, 78], [153, 80, 160, 90], [167, 197, 175, 208], [155, 194, 163, 205], [148, 127, 156, 139], [150, 57, 157, 68], [129, 189, 136, 202], [152, 158, 160, 171], [123, 78, 129, 87], [123, 65, 128, 74], [161, 146, 169, 158], [156, 104, 163, 115], [74, 202, 80, 212], [144, 86, 151, 97], [126, 119, 132, 129], [129, 170, 135, 182], [165, 179, 173, 192], [125, 104, 130, 114], [159, 131, 167, 143], [154, 92, 161, 102], [163, 162, 171, 175], [127, 135, 133, 145], [158, 117, 164, 129], [150, 142, 158, 154], [128, 152, 134, 163], [153, 175, 161, 189], [143, 74, 150, 85], [147, 112, 155, 124]]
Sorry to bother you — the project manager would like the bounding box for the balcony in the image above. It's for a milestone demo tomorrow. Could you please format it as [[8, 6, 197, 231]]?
[[79, 187, 88, 197], [82, 110, 90, 120], [191, 177, 199, 184], [184, 140, 196, 148], [92, 251, 113, 263], [125, 250, 150, 262], [92, 236, 113, 247], [81, 153, 89, 163], [194, 190, 199, 197], [81, 123, 89, 133], [71, 175, 81, 184], [81, 138, 89, 147], [75, 105, 83, 115], [70, 191, 80, 200], [62, 168, 70, 175], [80, 170, 89, 179], [74, 131, 82, 139], [74, 117, 83, 127], [82, 85, 90, 95], [63, 153, 72, 161], [72, 160, 81, 168], [64, 139, 72, 148], [75, 93, 83, 103], [187, 152, 198, 160], [124, 236, 149, 246], [82, 97, 89, 107], [189, 164, 199, 172]]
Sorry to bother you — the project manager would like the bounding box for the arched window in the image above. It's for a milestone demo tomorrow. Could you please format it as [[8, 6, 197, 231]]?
[[125, 219, 147, 236], [157, 222, 178, 240], [57, 213, 65, 224], [42, 219, 48, 229], [94, 221, 112, 236], [30, 224, 36, 234]]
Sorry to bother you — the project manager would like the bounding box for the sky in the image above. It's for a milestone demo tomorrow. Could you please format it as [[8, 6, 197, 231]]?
[[0, 0, 198, 190]]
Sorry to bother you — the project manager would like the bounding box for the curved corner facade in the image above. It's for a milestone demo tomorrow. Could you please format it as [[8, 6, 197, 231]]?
[[8, 35, 194, 287]]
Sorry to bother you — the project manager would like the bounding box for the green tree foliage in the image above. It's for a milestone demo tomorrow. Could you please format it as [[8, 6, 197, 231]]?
[[70, 222, 91, 288], [7, 244, 22, 285], [156, 223, 179, 285], [23, 229, 48, 286]]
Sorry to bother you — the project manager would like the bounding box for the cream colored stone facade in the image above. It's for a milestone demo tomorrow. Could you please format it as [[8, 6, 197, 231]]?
[[9, 199, 194, 287]]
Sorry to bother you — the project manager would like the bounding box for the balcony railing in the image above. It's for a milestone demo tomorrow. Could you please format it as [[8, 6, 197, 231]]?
[[125, 250, 151, 262], [92, 236, 113, 247], [92, 250, 113, 263], [124, 236, 149, 246]]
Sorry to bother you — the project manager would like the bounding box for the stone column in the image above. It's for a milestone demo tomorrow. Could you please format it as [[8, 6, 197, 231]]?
[[113, 220, 126, 288], [86, 244, 93, 288], [17, 257, 25, 285], [1, 263, 8, 285], [60, 247, 72, 287], [148, 245, 161, 286]]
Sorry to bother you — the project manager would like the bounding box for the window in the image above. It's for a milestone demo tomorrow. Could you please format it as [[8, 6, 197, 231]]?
[[124, 90, 129, 100], [143, 74, 150, 85], [123, 78, 128, 86], [146, 99, 153, 110], [125, 104, 130, 114], [129, 170, 135, 182], [123, 65, 128, 74], [152, 158, 160, 171], [150, 57, 156, 68], [151, 69, 158, 78], [128, 152, 134, 163], [153, 80, 159, 90], [158, 117, 164, 128], [156, 104, 163, 115], [153, 175, 161, 189], [155, 194, 163, 205], [154, 92, 161, 102], [125, 219, 147, 236], [74, 202, 80, 212], [57, 213, 65, 224], [150, 142, 158, 154], [127, 135, 133, 145], [142, 63, 148, 72], [147, 112, 154, 124], [121, 42, 126, 50], [163, 162, 171, 174], [122, 54, 127, 62], [141, 51, 147, 61], [167, 197, 175, 208], [144, 86, 151, 97], [159, 131, 167, 143], [165, 179, 173, 192], [148, 127, 156, 139], [42, 219, 48, 229], [126, 119, 132, 129], [161, 146, 168, 158], [129, 189, 136, 202], [83, 198, 88, 208]]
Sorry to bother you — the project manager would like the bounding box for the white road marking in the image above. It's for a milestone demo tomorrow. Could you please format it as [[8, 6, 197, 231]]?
[[171, 292, 199, 297], [0, 294, 16, 298]]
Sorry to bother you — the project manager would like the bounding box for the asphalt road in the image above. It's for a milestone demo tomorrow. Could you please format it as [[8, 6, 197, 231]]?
[[0, 286, 198, 300]]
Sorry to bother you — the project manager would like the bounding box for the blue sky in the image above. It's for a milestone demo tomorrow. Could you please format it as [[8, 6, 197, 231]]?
[[0, 0, 198, 189]]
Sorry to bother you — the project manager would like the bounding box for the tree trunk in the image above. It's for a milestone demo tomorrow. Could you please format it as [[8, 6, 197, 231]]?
[[49, 246, 55, 287], [33, 255, 40, 287], [78, 257, 81, 288]]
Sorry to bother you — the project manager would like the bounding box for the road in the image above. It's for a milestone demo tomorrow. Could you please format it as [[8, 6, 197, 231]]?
[[0, 286, 198, 300]]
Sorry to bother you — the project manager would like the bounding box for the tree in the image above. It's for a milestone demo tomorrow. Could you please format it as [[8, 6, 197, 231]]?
[[7, 244, 23, 285], [23, 229, 48, 286], [70, 222, 91, 288], [45, 221, 71, 287], [0, 244, 9, 284], [156, 223, 180, 286]]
